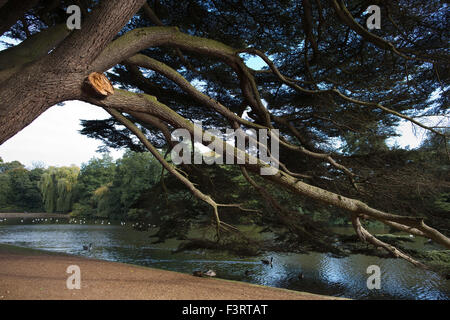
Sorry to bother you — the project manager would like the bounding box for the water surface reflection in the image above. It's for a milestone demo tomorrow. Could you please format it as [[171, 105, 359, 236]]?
[[0, 221, 448, 299]]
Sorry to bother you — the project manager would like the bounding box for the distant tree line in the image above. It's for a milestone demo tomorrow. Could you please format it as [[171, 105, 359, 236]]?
[[0, 158, 44, 212], [0, 151, 161, 218], [70, 151, 161, 220]]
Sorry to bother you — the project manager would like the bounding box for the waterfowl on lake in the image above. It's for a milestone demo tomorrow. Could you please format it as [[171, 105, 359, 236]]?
[[261, 257, 273, 267], [204, 270, 216, 277], [192, 269, 216, 277], [298, 272, 304, 280], [83, 243, 93, 251]]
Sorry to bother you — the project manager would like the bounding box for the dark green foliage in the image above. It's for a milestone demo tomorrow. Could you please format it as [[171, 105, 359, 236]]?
[[0, 158, 44, 212], [73, 153, 116, 204], [70, 151, 162, 220]]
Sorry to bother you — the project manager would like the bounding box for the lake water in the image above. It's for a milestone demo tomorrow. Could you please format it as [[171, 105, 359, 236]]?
[[0, 218, 448, 300]]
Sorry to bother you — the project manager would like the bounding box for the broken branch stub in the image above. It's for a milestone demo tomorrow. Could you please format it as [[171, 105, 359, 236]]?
[[84, 72, 114, 98]]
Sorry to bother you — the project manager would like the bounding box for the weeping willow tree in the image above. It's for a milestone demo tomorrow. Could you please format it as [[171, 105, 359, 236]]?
[[39, 166, 80, 213], [92, 182, 113, 217]]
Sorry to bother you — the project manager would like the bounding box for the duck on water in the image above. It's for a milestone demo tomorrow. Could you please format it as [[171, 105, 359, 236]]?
[[192, 270, 216, 277], [261, 257, 273, 267]]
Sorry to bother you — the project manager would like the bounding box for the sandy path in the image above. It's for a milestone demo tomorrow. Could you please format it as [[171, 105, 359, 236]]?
[[0, 244, 342, 300]]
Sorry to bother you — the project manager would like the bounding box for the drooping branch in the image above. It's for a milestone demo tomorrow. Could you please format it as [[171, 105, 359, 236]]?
[[125, 54, 266, 130], [126, 54, 350, 181], [83, 88, 450, 249], [359, 214, 426, 238], [105, 107, 254, 239], [352, 214, 427, 268], [105, 107, 222, 235], [240, 165, 342, 255], [261, 168, 450, 249]]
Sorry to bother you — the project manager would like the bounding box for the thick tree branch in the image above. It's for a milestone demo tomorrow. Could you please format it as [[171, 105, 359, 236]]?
[[48, 0, 146, 71], [106, 107, 249, 239], [352, 214, 427, 268], [91, 26, 237, 72], [0, 24, 70, 83]]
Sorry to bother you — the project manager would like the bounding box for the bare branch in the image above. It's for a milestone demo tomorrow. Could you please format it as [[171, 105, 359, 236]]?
[[352, 214, 427, 268], [105, 106, 253, 239]]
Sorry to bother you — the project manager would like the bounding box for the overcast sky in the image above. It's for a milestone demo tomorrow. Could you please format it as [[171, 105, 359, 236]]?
[[0, 101, 125, 168]]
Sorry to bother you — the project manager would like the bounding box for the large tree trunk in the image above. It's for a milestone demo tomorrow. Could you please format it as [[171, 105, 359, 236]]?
[[0, 63, 83, 144], [0, 0, 146, 144]]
